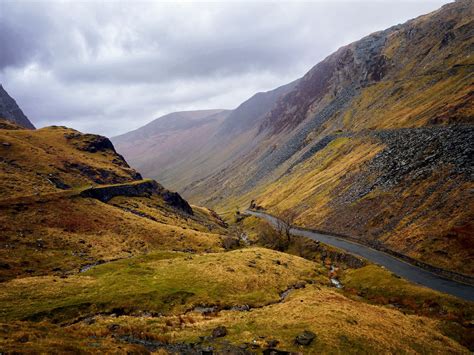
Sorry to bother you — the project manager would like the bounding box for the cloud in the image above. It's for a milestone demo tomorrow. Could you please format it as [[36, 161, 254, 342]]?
[[0, 0, 450, 136]]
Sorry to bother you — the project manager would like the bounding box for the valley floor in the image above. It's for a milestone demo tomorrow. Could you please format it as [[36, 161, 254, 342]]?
[[1, 215, 473, 353]]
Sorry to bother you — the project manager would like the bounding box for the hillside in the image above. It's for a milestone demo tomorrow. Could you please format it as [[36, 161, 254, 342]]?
[[3, 107, 474, 353], [118, 0, 473, 276], [0, 120, 228, 282], [112, 109, 230, 189], [0, 85, 35, 129], [113, 81, 298, 191]]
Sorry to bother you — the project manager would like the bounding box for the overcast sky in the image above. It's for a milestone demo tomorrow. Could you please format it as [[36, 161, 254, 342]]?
[[0, 0, 450, 136]]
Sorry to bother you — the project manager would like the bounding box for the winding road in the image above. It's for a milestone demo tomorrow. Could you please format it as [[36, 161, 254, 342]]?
[[246, 210, 474, 302]]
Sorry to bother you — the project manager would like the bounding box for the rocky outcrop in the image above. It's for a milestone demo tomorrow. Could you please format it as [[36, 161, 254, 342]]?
[[79, 180, 159, 202], [333, 126, 473, 205], [160, 190, 194, 215], [63, 161, 142, 185], [65, 131, 121, 154], [0, 85, 35, 129], [80, 179, 193, 215]]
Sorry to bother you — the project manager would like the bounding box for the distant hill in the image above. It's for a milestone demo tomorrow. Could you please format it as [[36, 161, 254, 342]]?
[[113, 81, 298, 191], [0, 85, 35, 129]]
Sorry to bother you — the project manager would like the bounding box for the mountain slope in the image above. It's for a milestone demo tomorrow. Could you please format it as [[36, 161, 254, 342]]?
[[2, 4, 474, 352], [112, 109, 230, 189], [119, 0, 473, 276], [0, 85, 35, 129], [194, 0, 474, 275], [5, 120, 472, 354], [112, 80, 298, 191]]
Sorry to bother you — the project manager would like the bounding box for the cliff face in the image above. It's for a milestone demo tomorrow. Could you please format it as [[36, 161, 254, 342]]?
[[0, 85, 35, 129]]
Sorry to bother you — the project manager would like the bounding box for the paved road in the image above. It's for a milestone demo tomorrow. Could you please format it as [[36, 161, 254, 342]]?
[[246, 210, 474, 302]]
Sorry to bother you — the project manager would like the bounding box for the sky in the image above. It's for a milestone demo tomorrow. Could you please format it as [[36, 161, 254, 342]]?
[[0, 0, 451, 136]]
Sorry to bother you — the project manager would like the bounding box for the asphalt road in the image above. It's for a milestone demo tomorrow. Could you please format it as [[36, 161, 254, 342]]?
[[246, 210, 474, 302]]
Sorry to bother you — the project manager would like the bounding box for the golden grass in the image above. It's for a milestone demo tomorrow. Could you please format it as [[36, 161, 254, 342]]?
[[62, 285, 469, 353], [0, 126, 138, 199], [0, 194, 226, 281], [0, 248, 324, 322]]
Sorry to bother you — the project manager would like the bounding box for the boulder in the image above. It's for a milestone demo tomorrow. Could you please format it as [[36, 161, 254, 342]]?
[[266, 339, 279, 348], [212, 326, 228, 338], [295, 330, 316, 346]]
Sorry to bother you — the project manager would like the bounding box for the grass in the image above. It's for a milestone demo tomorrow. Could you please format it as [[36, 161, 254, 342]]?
[[0, 194, 226, 282], [49, 285, 469, 354], [0, 124, 229, 282], [341, 264, 474, 350], [0, 247, 324, 323], [1, 247, 471, 353], [0, 126, 139, 199], [0, 321, 148, 353]]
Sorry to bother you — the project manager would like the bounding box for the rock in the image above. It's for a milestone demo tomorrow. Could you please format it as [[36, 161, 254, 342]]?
[[295, 330, 316, 346], [46, 174, 71, 190], [222, 236, 240, 250], [161, 190, 194, 215], [108, 324, 120, 331], [266, 339, 280, 348], [230, 304, 250, 311], [0, 262, 11, 269], [294, 281, 306, 289], [212, 326, 228, 338], [263, 349, 290, 355], [83, 317, 96, 325], [0, 85, 35, 129], [75, 134, 115, 153], [247, 259, 257, 268], [18, 334, 29, 343]]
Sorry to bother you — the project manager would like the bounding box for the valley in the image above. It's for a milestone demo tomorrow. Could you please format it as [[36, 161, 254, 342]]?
[[115, 0, 474, 278], [0, 0, 473, 353]]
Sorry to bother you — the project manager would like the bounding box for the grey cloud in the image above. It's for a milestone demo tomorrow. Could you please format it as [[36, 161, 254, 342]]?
[[0, 0, 450, 136]]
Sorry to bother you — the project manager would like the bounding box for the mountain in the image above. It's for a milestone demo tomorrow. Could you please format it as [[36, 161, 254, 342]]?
[[116, 0, 474, 276], [112, 109, 231, 188], [113, 80, 298, 192], [0, 85, 35, 129]]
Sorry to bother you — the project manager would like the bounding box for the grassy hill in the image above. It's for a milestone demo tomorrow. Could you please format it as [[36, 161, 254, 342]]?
[[0, 121, 227, 282], [1, 1, 474, 352]]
